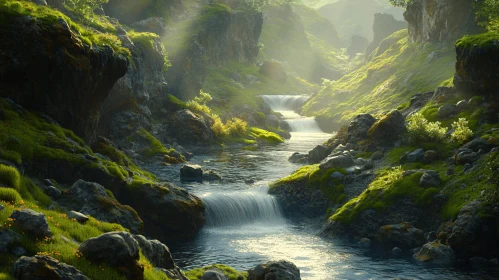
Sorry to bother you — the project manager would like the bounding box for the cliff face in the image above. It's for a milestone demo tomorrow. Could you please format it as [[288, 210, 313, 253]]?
[[0, 16, 128, 144], [365, 13, 407, 58], [166, 5, 263, 100], [404, 0, 481, 42]]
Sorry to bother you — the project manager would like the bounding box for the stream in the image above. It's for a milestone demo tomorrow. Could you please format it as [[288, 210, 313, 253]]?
[[154, 95, 496, 279]]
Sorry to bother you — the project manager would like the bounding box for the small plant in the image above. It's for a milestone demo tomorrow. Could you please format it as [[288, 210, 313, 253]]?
[[0, 187, 22, 203], [186, 90, 213, 115], [451, 118, 473, 144], [211, 115, 228, 136], [406, 113, 447, 144]]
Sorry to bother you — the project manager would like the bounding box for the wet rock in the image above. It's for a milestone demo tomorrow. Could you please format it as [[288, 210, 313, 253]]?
[[133, 235, 175, 269], [79, 231, 143, 280], [0, 229, 20, 253], [455, 148, 479, 165], [308, 145, 332, 164], [266, 114, 280, 128], [358, 238, 371, 248], [180, 164, 221, 182], [248, 260, 300, 280], [407, 148, 424, 162], [456, 100, 468, 112], [319, 154, 356, 170], [12, 255, 89, 280], [392, 247, 402, 257], [131, 17, 167, 35], [460, 138, 493, 153], [203, 170, 222, 181], [413, 241, 455, 264], [39, 184, 61, 198], [288, 152, 308, 164], [68, 211, 89, 224], [64, 180, 143, 233], [347, 114, 376, 142], [167, 110, 215, 145], [368, 110, 406, 145], [425, 231, 437, 243], [201, 269, 228, 280], [376, 223, 425, 249], [438, 104, 457, 118], [10, 209, 52, 239], [259, 61, 287, 82], [419, 171, 441, 188]]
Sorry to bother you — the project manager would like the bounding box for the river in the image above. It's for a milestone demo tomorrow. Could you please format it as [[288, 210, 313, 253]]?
[[154, 95, 496, 279]]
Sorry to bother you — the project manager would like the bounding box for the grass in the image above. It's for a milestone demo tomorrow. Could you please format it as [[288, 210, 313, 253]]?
[[271, 164, 320, 187], [456, 32, 499, 49], [0, 187, 22, 203], [184, 264, 247, 280], [0, 165, 20, 190]]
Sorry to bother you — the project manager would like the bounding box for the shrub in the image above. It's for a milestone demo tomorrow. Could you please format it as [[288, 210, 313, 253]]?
[[451, 118, 473, 144], [0, 187, 22, 203], [186, 90, 213, 115], [212, 115, 228, 136], [0, 164, 20, 190], [406, 113, 447, 144], [225, 117, 248, 135]]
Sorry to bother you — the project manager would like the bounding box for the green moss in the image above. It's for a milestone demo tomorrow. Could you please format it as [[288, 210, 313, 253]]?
[[184, 264, 247, 280], [456, 32, 499, 49], [249, 127, 284, 144], [0, 187, 22, 203], [0, 164, 20, 190], [271, 164, 320, 187]]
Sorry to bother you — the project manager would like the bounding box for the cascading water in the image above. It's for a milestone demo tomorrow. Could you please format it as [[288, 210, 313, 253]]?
[[260, 95, 323, 133], [201, 186, 284, 227]]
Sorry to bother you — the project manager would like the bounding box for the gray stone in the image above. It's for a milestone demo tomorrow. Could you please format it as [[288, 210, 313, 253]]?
[[180, 164, 203, 181], [288, 152, 308, 164], [308, 145, 332, 164], [248, 260, 300, 280], [460, 138, 493, 153], [347, 114, 376, 142], [357, 238, 371, 248], [438, 104, 457, 118], [12, 255, 89, 280], [392, 247, 402, 257], [455, 148, 478, 165], [133, 235, 175, 269], [94, 7, 105, 16], [201, 269, 228, 280], [0, 229, 20, 253], [407, 148, 424, 162], [423, 150, 438, 163], [320, 154, 356, 170], [456, 100, 468, 112], [203, 170, 222, 182], [376, 223, 425, 249], [79, 231, 143, 280], [40, 185, 61, 198], [368, 110, 406, 144], [266, 114, 280, 128], [419, 171, 441, 188], [10, 209, 52, 238], [413, 241, 455, 264], [68, 211, 89, 224]]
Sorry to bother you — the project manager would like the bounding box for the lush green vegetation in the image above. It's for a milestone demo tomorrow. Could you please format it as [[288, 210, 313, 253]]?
[[406, 113, 447, 144], [456, 32, 499, 49], [303, 30, 455, 125]]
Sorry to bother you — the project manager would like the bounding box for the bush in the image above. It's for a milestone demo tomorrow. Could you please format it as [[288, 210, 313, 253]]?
[[211, 115, 228, 136], [0, 187, 22, 203], [406, 113, 447, 144], [0, 164, 20, 190], [451, 118, 473, 144], [225, 117, 248, 135], [186, 90, 213, 115]]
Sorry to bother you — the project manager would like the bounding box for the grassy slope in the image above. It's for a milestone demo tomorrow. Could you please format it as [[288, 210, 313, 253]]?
[[302, 29, 456, 126]]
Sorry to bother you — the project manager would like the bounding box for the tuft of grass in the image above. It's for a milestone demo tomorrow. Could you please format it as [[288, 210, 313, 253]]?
[[456, 32, 499, 49], [0, 164, 20, 190], [0, 187, 22, 203]]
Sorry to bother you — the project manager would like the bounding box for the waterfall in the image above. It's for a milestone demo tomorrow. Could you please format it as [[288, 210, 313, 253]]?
[[260, 95, 324, 133], [201, 186, 284, 227]]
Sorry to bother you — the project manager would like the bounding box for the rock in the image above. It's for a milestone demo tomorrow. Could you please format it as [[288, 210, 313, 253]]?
[[0, 203, 4, 211], [12, 255, 89, 280], [365, 13, 407, 59], [376, 223, 425, 249], [347, 35, 369, 58], [64, 180, 143, 233], [79, 232, 143, 280], [30, 0, 47, 6], [357, 238, 371, 248], [203, 170, 222, 181], [371, 151, 384, 161], [39, 184, 61, 198], [455, 148, 479, 165], [425, 231, 437, 243], [456, 100, 468, 112], [308, 145, 332, 164], [133, 235, 175, 269], [93, 7, 105, 15], [10, 209, 52, 239], [201, 270, 228, 280], [68, 211, 89, 224], [247, 260, 300, 280], [180, 164, 203, 181], [319, 154, 356, 170], [419, 171, 441, 188], [460, 138, 494, 153], [280, 120, 290, 131], [404, 0, 480, 42], [368, 110, 406, 145], [407, 148, 424, 162], [392, 247, 402, 257], [42, 179, 53, 186], [423, 150, 438, 164], [347, 114, 376, 142], [266, 114, 280, 128], [330, 172, 345, 180], [259, 61, 287, 82], [438, 104, 457, 118], [131, 17, 167, 35], [413, 241, 455, 264], [166, 110, 215, 145], [288, 152, 308, 164], [0, 229, 20, 253]]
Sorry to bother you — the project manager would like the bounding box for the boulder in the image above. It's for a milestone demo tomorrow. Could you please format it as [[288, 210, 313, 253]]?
[[455, 148, 479, 165], [201, 269, 228, 280], [180, 164, 221, 182], [392, 247, 402, 257], [167, 110, 215, 145], [10, 209, 52, 239], [419, 171, 441, 188], [319, 154, 356, 170], [67, 211, 89, 224], [438, 104, 457, 118], [0, 203, 4, 211], [288, 152, 308, 164], [247, 260, 300, 280], [413, 241, 455, 264], [308, 145, 332, 164], [79, 232, 143, 280], [259, 61, 287, 82], [12, 255, 89, 280], [423, 150, 438, 163], [266, 114, 280, 128], [368, 110, 406, 145], [39, 184, 61, 198], [460, 138, 494, 153], [347, 114, 376, 142], [133, 235, 175, 269], [131, 17, 167, 35], [407, 148, 424, 163], [64, 180, 143, 233], [0, 229, 20, 254], [456, 100, 468, 112], [357, 238, 371, 248], [376, 223, 425, 249]]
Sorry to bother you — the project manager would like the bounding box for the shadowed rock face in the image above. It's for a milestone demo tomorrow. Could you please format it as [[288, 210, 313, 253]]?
[[0, 16, 128, 143], [404, 0, 481, 42], [12, 255, 90, 280]]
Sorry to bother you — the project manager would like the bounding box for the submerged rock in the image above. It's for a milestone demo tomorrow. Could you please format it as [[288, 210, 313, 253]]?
[[12, 255, 89, 280], [288, 152, 308, 164], [180, 164, 222, 182], [248, 260, 300, 280]]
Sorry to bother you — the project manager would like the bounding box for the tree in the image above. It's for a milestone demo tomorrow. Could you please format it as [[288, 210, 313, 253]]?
[[474, 0, 499, 31]]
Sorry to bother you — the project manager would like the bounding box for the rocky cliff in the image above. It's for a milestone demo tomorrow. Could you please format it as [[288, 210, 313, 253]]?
[[0, 14, 128, 143], [404, 0, 482, 42], [365, 13, 407, 59]]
